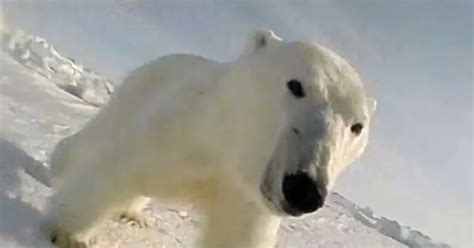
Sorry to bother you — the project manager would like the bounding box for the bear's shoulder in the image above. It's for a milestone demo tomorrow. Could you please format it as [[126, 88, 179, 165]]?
[[126, 54, 221, 82], [119, 54, 225, 99]]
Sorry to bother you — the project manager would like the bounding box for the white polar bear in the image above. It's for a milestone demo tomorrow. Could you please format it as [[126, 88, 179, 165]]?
[[44, 30, 377, 248]]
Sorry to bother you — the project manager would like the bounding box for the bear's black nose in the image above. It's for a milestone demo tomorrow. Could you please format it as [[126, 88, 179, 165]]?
[[282, 172, 325, 215]]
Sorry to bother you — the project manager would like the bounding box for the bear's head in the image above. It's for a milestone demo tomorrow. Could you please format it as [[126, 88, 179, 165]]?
[[224, 30, 376, 217]]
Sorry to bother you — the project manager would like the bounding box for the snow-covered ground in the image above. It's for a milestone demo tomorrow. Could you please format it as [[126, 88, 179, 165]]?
[[0, 28, 451, 248]]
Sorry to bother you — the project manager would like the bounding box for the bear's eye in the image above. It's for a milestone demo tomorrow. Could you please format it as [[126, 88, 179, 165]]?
[[350, 123, 364, 136], [287, 80, 305, 98]]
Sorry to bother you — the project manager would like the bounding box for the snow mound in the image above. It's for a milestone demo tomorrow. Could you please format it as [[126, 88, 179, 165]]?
[[1, 28, 114, 106], [331, 193, 452, 248]]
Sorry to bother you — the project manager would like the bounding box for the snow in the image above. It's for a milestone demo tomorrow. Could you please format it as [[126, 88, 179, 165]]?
[[3, 28, 114, 106], [0, 28, 451, 248]]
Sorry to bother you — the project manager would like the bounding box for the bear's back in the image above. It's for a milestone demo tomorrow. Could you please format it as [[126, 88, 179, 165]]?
[[122, 54, 222, 92], [75, 54, 227, 154]]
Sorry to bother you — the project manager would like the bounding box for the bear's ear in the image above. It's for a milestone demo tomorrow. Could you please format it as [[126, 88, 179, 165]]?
[[244, 29, 283, 53], [367, 97, 377, 115]]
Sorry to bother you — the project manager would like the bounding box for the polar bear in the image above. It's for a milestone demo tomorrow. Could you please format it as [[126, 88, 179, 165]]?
[[44, 29, 376, 248]]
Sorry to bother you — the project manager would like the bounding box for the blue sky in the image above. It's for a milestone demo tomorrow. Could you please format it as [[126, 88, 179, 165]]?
[[3, 1, 472, 246]]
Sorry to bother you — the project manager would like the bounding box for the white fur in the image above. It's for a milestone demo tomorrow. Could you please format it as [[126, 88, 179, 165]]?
[[45, 30, 376, 248]]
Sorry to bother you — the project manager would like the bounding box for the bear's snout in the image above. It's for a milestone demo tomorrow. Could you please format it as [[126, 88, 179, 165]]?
[[282, 172, 326, 216]]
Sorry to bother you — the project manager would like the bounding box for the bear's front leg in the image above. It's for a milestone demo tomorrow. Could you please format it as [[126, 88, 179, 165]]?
[[116, 196, 153, 228], [44, 170, 128, 248], [198, 186, 281, 248]]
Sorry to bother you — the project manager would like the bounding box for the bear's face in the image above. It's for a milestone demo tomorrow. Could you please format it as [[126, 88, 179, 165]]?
[[230, 30, 376, 217]]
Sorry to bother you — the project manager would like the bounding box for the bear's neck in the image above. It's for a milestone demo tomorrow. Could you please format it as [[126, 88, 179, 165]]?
[[211, 64, 284, 172]]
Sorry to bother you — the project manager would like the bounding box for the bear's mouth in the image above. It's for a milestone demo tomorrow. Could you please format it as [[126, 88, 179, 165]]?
[[260, 183, 272, 202], [259, 168, 291, 216], [259, 161, 279, 213], [259, 183, 281, 214]]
